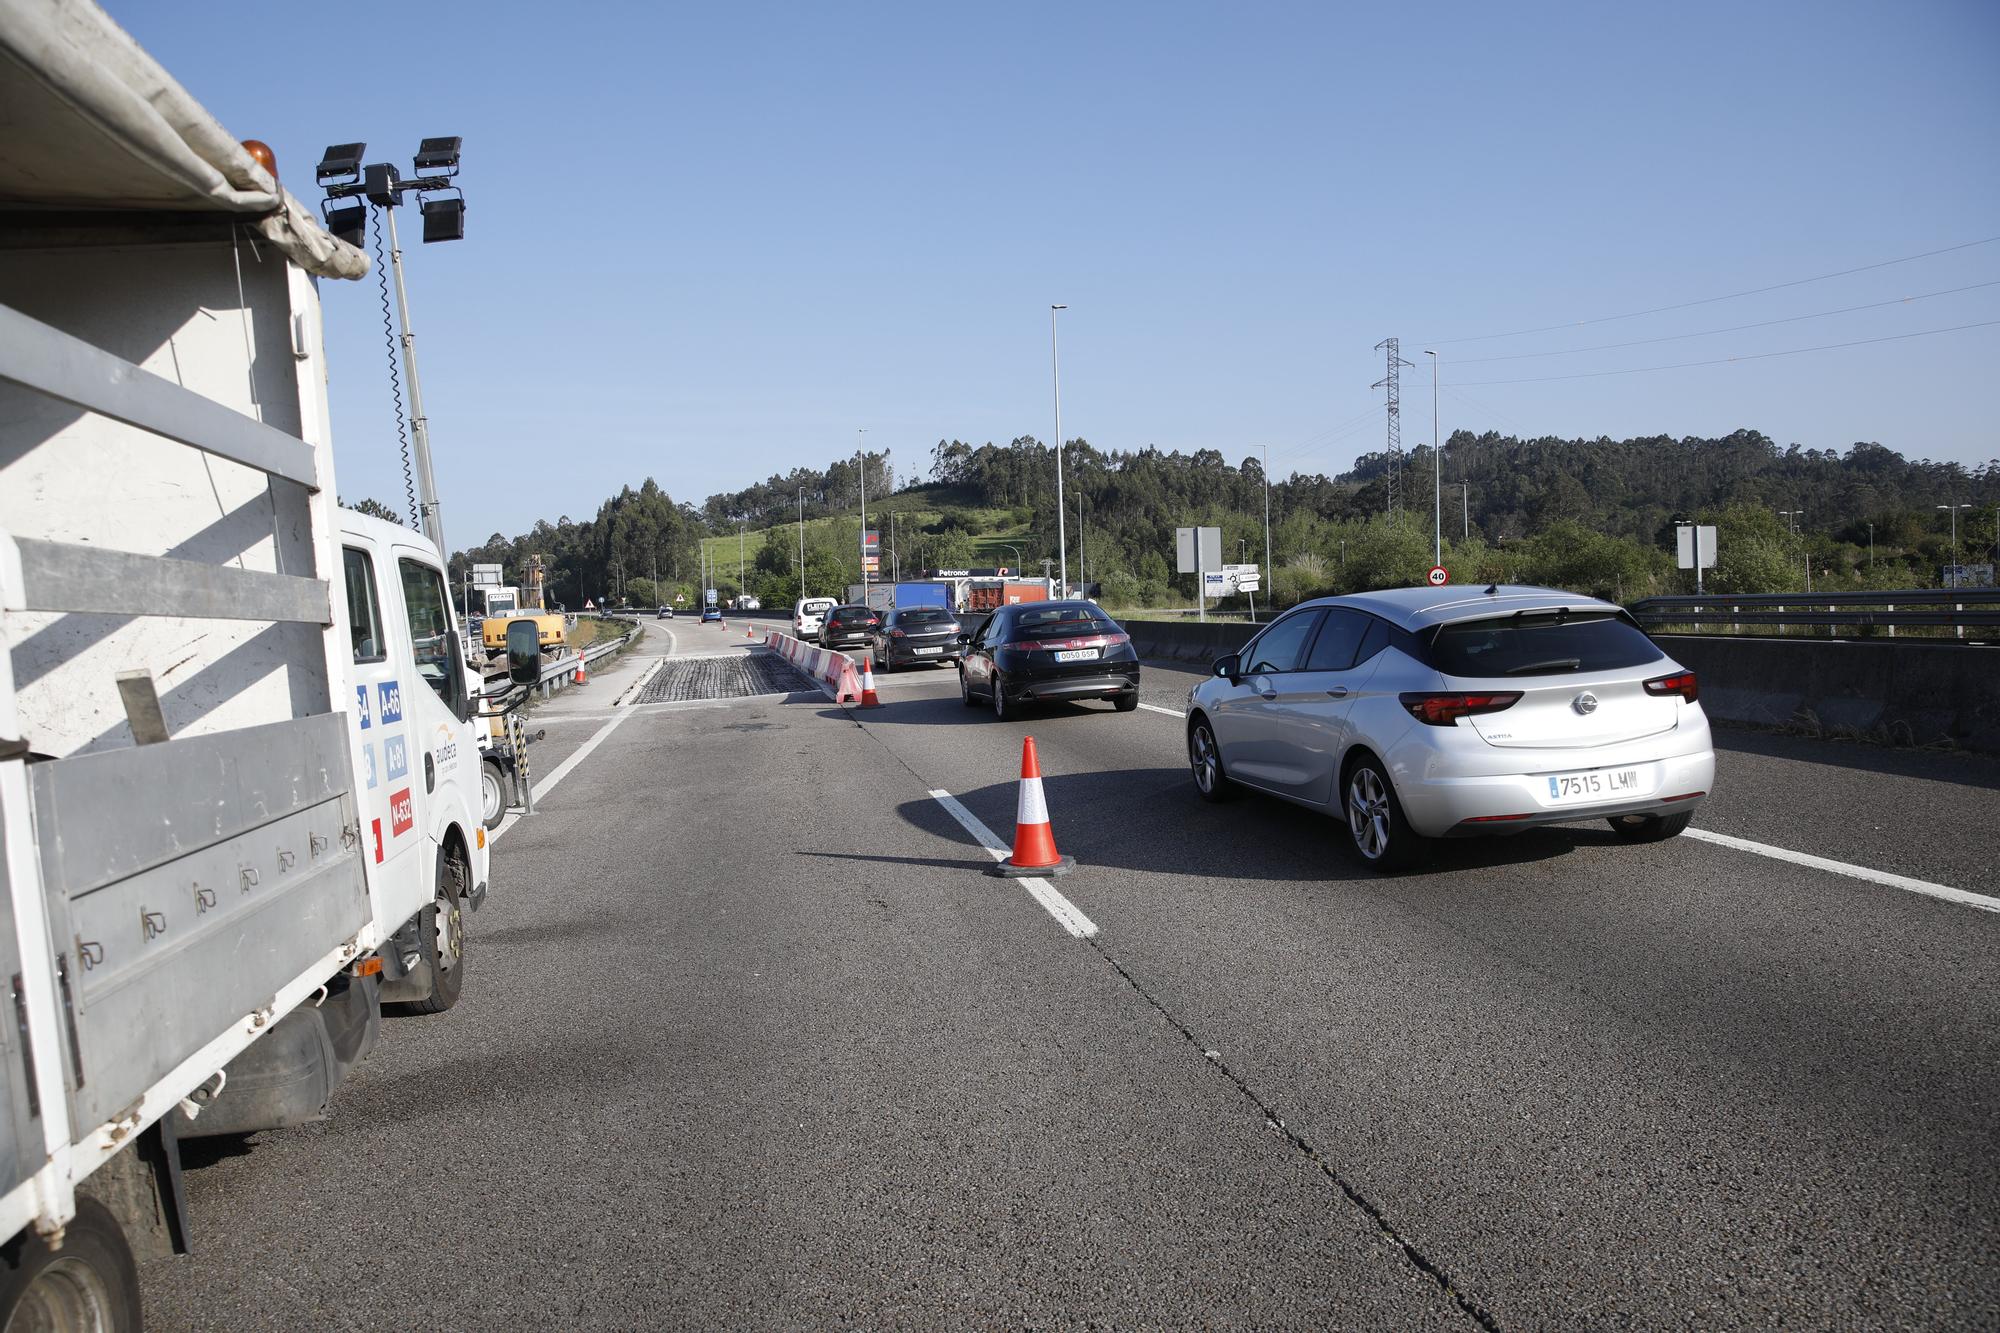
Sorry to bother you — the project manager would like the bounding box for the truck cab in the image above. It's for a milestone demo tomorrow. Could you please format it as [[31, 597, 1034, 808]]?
[[336, 513, 487, 1010]]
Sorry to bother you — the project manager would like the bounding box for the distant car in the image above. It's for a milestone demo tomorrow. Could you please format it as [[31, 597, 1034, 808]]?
[[959, 601, 1139, 718], [1184, 585, 1715, 872], [656, 606, 674, 619], [793, 596, 837, 638], [700, 606, 722, 623], [819, 604, 881, 650], [870, 607, 965, 672]]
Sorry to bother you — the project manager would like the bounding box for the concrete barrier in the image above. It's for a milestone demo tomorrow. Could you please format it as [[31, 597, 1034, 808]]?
[[1122, 619, 1256, 666], [1657, 636, 1999, 754], [765, 631, 861, 703], [1120, 619, 2000, 754]]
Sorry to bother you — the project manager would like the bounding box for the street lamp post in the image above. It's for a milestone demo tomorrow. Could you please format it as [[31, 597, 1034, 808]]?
[[797, 486, 806, 603], [1261, 442, 1272, 620], [1000, 544, 1022, 575], [857, 429, 869, 602], [1868, 521, 1874, 569], [1423, 350, 1441, 567], [1456, 482, 1470, 541], [1938, 503, 1972, 586], [1050, 304, 1069, 597]]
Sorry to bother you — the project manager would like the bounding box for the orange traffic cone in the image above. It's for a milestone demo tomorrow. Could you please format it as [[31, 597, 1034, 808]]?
[[745, 626, 754, 639], [859, 659, 882, 708], [991, 736, 1073, 877], [573, 654, 588, 686]]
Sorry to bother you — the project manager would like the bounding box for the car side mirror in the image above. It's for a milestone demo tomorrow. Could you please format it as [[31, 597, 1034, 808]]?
[[1214, 653, 1240, 680], [507, 619, 541, 686]]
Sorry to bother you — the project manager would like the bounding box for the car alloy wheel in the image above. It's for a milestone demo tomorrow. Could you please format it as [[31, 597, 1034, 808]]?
[[1189, 720, 1234, 801], [1347, 766, 1394, 862], [991, 672, 1009, 720]]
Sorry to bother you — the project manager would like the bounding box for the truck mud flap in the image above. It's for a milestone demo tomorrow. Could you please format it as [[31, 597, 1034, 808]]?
[[173, 972, 379, 1139]]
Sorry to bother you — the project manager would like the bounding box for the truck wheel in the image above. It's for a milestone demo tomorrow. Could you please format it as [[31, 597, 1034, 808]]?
[[392, 849, 466, 1016], [479, 759, 507, 830], [0, 1198, 143, 1332]]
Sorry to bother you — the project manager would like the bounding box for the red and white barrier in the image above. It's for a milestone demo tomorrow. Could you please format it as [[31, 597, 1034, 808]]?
[[762, 631, 861, 703]]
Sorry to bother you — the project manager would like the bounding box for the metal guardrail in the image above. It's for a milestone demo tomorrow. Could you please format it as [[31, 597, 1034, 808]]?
[[480, 623, 637, 696], [1629, 589, 2000, 636]]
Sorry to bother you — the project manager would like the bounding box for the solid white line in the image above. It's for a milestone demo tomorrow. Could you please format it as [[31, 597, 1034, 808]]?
[[1138, 702, 1185, 718], [1684, 827, 2000, 915], [928, 788, 1099, 939], [490, 707, 637, 844]]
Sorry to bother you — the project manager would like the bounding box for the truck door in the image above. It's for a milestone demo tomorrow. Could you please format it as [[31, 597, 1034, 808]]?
[[343, 544, 427, 928], [393, 551, 475, 863]]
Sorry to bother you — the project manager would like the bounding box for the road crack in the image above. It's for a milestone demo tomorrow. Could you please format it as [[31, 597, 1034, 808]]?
[[840, 707, 1501, 1328], [1088, 939, 1503, 1332]]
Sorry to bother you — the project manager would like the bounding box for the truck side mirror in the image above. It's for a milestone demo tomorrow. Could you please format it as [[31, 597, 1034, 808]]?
[[507, 619, 541, 686]]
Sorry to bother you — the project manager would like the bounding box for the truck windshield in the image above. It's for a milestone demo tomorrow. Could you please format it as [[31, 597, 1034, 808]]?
[[1429, 612, 1663, 679]]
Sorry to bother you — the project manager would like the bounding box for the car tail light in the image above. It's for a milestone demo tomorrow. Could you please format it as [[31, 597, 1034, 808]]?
[[889, 628, 904, 638], [1001, 631, 1129, 653], [1644, 670, 1699, 702], [1399, 692, 1523, 726]]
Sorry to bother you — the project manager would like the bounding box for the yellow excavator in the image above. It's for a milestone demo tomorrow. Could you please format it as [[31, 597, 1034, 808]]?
[[481, 553, 568, 652]]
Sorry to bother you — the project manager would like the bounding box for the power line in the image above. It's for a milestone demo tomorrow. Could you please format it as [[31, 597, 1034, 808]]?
[[1446, 319, 2000, 386], [1450, 280, 2000, 363], [1423, 235, 2000, 345]]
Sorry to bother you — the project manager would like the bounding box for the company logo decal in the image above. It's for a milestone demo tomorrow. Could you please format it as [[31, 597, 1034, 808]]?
[[385, 734, 409, 780], [432, 723, 459, 771], [356, 685, 372, 729], [378, 680, 404, 725], [389, 787, 415, 838]]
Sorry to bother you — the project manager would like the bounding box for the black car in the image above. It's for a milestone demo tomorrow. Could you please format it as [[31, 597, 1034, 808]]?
[[870, 607, 966, 672], [959, 601, 1140, 718], [819, 604, 881, 650]]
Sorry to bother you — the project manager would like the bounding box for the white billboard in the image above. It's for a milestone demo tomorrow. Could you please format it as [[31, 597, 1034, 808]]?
[[1675, 525, 1717, 571], [1175, 526, 1222, 575]]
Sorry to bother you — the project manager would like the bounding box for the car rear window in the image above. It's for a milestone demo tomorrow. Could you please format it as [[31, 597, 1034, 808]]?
[[1011, 607, 1118, 639], [896, 609, 955, 625], [1429, 612, 1664, 678], [831, 607, 875, 621]]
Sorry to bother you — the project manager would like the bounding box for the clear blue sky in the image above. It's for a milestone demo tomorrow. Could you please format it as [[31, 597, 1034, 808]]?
[[111, 0, 1998, 544]]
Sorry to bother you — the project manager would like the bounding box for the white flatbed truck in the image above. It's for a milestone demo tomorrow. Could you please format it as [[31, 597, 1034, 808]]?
[[0, 2, 523, 1322]]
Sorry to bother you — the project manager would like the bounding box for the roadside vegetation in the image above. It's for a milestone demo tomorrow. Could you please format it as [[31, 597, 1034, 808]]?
[[450, 431, 1997, 614]]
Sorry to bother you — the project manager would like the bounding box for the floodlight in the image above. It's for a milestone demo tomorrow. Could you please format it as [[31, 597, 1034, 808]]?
[[322, 199, 368, 248], [420, 192, 465, 243], [316, 142, 366, 184], [413, 136, 462, 175]]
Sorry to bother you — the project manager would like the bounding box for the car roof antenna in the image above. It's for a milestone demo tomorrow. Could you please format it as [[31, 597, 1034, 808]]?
[[1484, 583, 1499, 595]]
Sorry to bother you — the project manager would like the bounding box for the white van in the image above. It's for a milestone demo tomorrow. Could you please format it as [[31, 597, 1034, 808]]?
[[793, 597, 838, 637]]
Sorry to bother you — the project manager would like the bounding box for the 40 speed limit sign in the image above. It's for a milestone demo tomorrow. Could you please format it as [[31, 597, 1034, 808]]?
[[1426, 565, 1449, 586]]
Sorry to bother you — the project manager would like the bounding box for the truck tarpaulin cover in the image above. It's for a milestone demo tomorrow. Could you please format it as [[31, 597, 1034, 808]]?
[[0, 0, 368, 280]]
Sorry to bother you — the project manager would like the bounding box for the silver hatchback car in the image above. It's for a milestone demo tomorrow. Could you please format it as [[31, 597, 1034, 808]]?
[[1186, 585, 1715, 870]]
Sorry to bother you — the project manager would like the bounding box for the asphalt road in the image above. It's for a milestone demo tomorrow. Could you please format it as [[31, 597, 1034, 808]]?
[[142, 639, 2000, 1329]]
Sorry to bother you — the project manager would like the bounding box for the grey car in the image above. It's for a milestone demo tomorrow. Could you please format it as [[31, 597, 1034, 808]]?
[[1185, 585, 1715, 870]]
